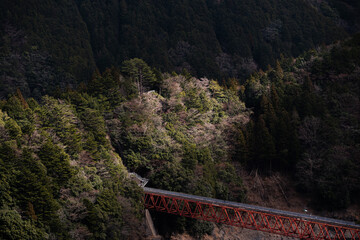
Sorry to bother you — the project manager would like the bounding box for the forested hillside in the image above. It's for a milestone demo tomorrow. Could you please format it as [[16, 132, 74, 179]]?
[[1, 0, 360, 239], [0, 0, 96, 99], [1, 0, 358, 99], [0, 94, 144, 239], [240, 34, 360, 210], [1, 34, 360, 238], [75, 0, 345, 76]]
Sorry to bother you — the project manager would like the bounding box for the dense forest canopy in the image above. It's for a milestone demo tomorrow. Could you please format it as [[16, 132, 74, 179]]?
[[1, 35, 360, 238], [2, 0, 360, 98], [0, 0, 360, 239]]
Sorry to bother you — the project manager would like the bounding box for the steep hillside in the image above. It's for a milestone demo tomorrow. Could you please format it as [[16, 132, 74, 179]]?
[[1, 33, 359, 238], [1, 1, 360, 238], [73, 0, 348, 76], [0, 0, 353, 99], [239, 34, 360, 210], [0, 58, 250, 239], [308, 0, 360, 32], [0, 0, 96, 98], [0, 94, 144, 239]]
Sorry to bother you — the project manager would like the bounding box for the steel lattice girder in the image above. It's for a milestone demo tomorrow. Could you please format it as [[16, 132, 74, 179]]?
[[144, 192, 360, 240]]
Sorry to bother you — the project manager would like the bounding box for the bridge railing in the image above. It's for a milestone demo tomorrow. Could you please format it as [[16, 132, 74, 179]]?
[[144, 187, 360, 240]]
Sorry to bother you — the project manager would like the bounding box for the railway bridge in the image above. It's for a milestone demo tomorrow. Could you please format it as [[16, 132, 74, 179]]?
[[144, 187, 360, 239]]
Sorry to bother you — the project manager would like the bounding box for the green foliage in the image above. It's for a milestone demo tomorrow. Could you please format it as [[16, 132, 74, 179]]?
[[209, 80, 226, 101], [39, 96, 83, 156], [186, 219, 214, 239], [181, 143, 198, 170], [253, 116, 276, 171], [150, 163, 192, 193], [0, 210, 46, 240], [1, 95, 36, 136], [4, 118, 22, 139], [121, 58, 157, 93], [86, 67, 125, 106], [0, 164, 12, 208], [14, 149, 60, 222], [234, 128, 248, 163], [102, 73, 253, 240], [83, 188, 128, 239], [38, 140, 74, 194], [0, 94, 145, 238], [0, 0, 352, 100], [1, 96, 26, 120], [0, 18, 359, 236], [80, 108, 108, 146], [83, 198, 107, 240], [184, 88, 211, 113], [96, 189, 123, 238], [123, 150, 150, 172], [77, 0, 348, 79], [241, 34, 360, 211]]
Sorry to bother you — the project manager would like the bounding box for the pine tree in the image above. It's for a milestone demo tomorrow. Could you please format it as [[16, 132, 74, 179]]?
[[275, 60, 284, 81], [121, 58, 156, 94], [270, 84, 281, 112], [302, 75, 315, 92], [38, 140, 73, 193], [234, 129, 248, 164], [88, 70, 104, 96], [254, 115, 276, 172], [16, 89, 29, 109], [14, 149, 59, 222], [182, 143, 198, 171], [4, 118, 22, 139], [260, 95, 277, 135]]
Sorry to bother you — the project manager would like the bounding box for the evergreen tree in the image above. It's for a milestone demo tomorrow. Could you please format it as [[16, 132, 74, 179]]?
[[0, 209, 46, 240], [38, 140, 73, 194], [121, 58, 157, 94], [4, 118, 22, 139], [254, 115, 276, 172], [14, 149, 59, 222], [260, 95, 277, 135], [234, 128, 248, 164], [182, 143, 198, 171]]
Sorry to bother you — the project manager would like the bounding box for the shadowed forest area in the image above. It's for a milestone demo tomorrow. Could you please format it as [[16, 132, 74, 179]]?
[[0, 0, 359, 239]]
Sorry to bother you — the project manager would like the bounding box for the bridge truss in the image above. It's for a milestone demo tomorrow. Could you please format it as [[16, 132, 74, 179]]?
[[144, 188, 360, 240]]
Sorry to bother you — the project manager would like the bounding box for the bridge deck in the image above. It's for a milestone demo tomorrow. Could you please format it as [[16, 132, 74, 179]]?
[[144, 187, 360, 229]]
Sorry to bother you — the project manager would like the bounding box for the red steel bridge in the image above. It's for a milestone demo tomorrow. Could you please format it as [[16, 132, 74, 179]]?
[[144, 187, 360, 240]]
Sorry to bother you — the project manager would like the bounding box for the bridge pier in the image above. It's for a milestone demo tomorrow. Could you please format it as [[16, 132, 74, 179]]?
[[145, 209, 162, 240]]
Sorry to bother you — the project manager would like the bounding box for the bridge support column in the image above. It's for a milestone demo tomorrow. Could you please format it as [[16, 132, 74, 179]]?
[[145, 209, 161, 240]]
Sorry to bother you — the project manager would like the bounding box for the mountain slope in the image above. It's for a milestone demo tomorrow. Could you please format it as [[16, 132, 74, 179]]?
[[77, 0, 347, 77], [0, 34, 359, 238], [0, 0, 353, 99]]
